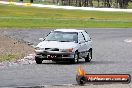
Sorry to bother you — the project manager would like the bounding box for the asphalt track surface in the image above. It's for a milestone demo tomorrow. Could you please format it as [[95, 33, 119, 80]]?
[[0, 28, 132, 87]]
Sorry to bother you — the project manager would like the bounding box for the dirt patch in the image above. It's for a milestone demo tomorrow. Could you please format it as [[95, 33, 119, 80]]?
[[0, 30, 34, 62]]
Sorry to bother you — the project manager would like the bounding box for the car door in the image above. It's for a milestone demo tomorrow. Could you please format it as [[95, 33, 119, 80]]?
[[78, 32, 87, 57], [82, 31, 92, 52]]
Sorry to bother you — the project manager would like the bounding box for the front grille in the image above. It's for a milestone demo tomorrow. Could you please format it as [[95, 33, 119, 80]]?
[[45, 48, 50, 50], [45, 48, 59, 51], [63, 55, 69, 57]]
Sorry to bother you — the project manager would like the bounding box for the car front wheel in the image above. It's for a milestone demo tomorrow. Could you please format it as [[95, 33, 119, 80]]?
[[35, 57, 43, 64], [70, 52, 79, 64], [85, 49, 92, 62]]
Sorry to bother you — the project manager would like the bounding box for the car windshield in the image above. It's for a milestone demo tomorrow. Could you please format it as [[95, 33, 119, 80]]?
[[45, 31, 78, 43]]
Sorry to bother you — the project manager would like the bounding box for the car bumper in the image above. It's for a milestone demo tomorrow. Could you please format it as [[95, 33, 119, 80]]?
[[35, 50, 75, 61]]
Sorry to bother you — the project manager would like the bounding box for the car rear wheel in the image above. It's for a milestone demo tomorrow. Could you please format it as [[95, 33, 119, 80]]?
[[35, 57, 43, 64], [85, 49, 92, 62], [70, 52, 79, 64]]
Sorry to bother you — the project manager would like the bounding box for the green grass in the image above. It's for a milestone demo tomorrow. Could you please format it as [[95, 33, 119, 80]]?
[[0, 54, 18, 62], [0, 4, 132, 28]]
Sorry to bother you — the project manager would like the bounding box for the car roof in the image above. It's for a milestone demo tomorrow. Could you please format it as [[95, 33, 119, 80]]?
[[54, 29, 84, 32]]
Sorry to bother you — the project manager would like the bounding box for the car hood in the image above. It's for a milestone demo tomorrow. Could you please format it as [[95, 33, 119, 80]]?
[[36, 41, 78, 49]]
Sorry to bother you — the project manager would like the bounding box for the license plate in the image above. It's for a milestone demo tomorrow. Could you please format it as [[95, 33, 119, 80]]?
[[47, 55, 57, 58]]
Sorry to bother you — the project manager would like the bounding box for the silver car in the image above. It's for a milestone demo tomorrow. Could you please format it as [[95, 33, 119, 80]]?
[[35, 29, 92, 64]]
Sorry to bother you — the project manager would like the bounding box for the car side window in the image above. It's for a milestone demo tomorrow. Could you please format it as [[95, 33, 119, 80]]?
[[78, 32, 85, 43], [82, 31, 91, 41]]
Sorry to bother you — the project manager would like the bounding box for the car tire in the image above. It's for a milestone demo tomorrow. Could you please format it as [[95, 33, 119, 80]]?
[[35, 57, 42, 64], [85, 49, 92, 62], [70, 51, 79, 64]]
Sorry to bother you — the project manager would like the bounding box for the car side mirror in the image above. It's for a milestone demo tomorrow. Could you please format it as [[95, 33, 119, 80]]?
[[39, 38, 44, 41]]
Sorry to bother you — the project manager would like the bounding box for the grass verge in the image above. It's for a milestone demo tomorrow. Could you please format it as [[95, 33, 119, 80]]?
[[0, 54, 18, 62], [0, 4, 132, 28], [0, 33, 34, 62]]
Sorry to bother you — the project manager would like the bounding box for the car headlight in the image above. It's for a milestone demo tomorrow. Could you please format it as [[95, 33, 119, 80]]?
[[59, 49, 67, 52], [35, 47, 45, 54], [35, 47, 45, 50]]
